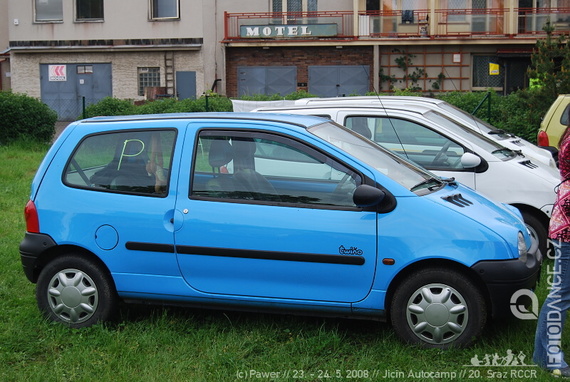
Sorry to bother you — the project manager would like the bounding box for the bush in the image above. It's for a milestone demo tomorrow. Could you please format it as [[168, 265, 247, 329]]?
[[438, 90, 553, 144], [0, 91, 58, 144], [81, 90, 318, 118], [83, 97, 136, 118]]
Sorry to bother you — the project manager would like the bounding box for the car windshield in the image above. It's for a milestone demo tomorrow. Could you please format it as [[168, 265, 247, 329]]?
[[423, 110, 517, 160], [308, 121, 442, 193], [439, 102, 513, 140]]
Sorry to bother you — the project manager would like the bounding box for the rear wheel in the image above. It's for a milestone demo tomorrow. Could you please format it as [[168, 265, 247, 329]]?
[[36, 255, 118, 328], [391, 268, 486, 348]]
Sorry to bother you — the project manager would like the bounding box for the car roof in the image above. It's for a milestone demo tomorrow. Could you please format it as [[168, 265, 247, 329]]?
[[78, 112, 330, 128], [296, 96, 444, 105], [254, 104, 435, 115]]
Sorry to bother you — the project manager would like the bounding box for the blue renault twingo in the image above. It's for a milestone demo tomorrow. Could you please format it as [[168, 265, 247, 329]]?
[[20, 113, 541, 348]]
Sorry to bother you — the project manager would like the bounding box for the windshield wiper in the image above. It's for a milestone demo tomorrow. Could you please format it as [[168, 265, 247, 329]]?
[[491, 148, 517, 158], [440, 177, 458, 187], [489, 129, 516, 138], [411, 177, 444, 192]]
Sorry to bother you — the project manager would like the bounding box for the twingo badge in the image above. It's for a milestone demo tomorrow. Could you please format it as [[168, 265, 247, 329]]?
[[339, 245, 363, 256]]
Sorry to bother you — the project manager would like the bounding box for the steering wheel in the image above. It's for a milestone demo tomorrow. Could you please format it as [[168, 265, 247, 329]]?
[[432, 141, 452, 166]]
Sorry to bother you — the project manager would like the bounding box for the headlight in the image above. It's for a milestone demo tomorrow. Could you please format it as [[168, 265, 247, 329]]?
[[518, 231, 528, 261]]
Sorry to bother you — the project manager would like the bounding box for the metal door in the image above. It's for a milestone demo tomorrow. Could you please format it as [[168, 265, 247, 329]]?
[[237, 66, 297, 96], [176, 71, 196, 99], [308, 66, 370, 97]]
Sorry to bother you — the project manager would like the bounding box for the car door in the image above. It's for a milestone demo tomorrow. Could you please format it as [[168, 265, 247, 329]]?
[[340, 113, 477, 189], [174, 122, 378, 303]]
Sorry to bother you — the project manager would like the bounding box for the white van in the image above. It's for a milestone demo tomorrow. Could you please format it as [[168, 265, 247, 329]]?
[[252, 103, 559, 256]]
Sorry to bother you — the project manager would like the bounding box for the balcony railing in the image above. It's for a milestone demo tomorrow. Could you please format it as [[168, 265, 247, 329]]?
[[517, 7, 570, 34], [223, 8, 570, 41]]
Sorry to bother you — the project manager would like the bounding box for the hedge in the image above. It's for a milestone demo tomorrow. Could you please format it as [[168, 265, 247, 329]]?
[[0, 92, 57, 144]]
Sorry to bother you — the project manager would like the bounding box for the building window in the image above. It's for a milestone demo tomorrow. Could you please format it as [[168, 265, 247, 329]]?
[[76, 0, 104, 21], [272, 0, 318, 13], [446, 0, 467, 22], [472, 55, 504, 89], [138, 68, 161, 96], [150, 0, 180, 19], [77, 65, 94, 74], [401, 0, 427, 10], [35, 0, 63, 22]]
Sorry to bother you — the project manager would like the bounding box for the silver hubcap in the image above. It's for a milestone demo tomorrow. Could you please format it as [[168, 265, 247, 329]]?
[[406, 283, 468, 345], [46, 268, 98, 324]]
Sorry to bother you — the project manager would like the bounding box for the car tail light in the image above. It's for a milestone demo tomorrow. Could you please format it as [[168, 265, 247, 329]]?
[[24, 200, 40, 233], [537, 130, 550, 147]]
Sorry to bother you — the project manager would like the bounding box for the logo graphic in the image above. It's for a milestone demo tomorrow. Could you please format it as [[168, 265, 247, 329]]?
[[510, 289, 539, 320], [48, 65, 67, 82], [466, 349, 532, 367], [338, 245, 363, 256]]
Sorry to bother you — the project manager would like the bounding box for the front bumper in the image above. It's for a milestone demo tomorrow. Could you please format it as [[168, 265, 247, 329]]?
[[471, 246, 542, 319]]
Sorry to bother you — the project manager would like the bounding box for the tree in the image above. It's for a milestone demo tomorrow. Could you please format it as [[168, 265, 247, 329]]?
[[528, 22, 570, 103]]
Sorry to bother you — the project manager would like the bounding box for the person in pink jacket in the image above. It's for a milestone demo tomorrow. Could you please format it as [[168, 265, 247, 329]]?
[[534, 108, 570, 378]]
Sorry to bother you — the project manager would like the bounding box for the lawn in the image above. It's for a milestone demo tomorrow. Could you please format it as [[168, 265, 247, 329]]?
[[0, 141, 560, 381]]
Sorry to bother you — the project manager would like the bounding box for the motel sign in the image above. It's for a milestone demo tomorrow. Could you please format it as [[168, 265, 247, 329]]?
[[240, 24, 337, 38]]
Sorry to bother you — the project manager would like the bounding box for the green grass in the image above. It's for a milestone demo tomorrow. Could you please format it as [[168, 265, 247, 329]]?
[[0, 140, 561, 381]]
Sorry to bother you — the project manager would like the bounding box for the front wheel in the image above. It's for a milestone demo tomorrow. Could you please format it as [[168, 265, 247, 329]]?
[[36, 255, 118, 328], [390, 268, 486, 348], [520, 211, 547, 257]]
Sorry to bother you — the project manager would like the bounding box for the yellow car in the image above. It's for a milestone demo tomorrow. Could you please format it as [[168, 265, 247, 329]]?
[[538, 94, 570, 149]]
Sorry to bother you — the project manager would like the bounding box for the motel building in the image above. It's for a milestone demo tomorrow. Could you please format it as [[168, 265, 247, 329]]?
[[3, 1, 570, 120]]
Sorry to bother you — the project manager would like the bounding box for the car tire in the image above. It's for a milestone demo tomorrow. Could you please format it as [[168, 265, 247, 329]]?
[[390, 268, 486, 348], [520, 211, 547, 257], [36, 255, 118, 328]]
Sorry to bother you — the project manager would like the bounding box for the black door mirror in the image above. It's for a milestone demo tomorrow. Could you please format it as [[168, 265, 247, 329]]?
[[353, 184, 385, 207]]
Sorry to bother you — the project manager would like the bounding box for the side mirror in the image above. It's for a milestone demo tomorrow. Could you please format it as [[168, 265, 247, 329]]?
[[461, 152, 482, 169], [353, 184, 385, 207]]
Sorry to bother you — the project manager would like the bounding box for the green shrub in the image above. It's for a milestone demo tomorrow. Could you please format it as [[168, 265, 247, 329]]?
[[135, 98, 180, 114], [83, 97, 136, 118], [0, 91, 57, 144], [438, 90, 553, 144]]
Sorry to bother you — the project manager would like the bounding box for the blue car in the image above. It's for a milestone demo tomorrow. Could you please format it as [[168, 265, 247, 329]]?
[[20, 113, 541, 348]]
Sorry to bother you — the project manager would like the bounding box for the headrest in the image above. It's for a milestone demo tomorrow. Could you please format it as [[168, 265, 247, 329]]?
[[209, 139, 233, 168]]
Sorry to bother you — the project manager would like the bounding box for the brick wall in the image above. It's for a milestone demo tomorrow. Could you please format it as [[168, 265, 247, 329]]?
[[10, 50, 203, 100], [226, 46, 373, 97]]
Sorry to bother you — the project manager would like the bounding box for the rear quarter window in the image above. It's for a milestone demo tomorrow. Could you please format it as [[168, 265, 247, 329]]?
[[63, 129, 176, 196]]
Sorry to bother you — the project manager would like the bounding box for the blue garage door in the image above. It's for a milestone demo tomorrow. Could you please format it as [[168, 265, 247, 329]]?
[[40, 63, 112, 121], [238, 66, 297, 96], [309, 65, 370, 97]]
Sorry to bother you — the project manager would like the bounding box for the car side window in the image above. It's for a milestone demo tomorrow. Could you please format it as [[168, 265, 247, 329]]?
[[64, 129, 176, 196], [345, 116, 465, 170], [191, 131, 362, 208], [561, 103, 570, 126]]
